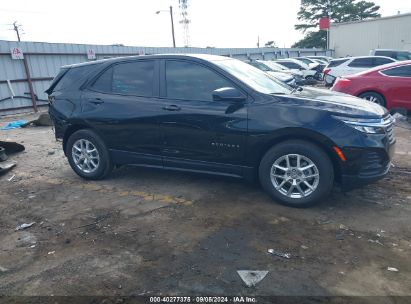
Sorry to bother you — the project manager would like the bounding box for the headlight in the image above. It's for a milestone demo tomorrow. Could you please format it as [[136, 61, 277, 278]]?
[[332, 116, 391, 134]]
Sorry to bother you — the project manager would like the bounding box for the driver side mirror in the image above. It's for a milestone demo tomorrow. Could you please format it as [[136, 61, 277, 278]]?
[[212, 87, 246, 102]]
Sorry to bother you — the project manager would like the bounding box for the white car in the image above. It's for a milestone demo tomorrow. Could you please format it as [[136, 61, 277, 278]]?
[[306, 56, 333, 63], [275, 59, 318, 79], [369, 49, 411, 61], [248, 61, 296, 86], [293, 57, 320, 70], [261, 61, 304, 77], [323, 56, 396, 86]]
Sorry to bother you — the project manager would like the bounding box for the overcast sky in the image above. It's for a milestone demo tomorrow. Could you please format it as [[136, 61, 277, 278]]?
[[0, 0, 410, 48]]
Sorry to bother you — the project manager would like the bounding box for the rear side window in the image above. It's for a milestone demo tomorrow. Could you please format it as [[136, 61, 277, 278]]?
[[92, 61, 155, 97], [348, 58, 374, 68], [165, 60, 233, 101], [53, 66, 91, 92], [374, 57, 395, 65], [327, 59, 348, 68], [277, 61, 302, 69], [381, 65, 411, 77]]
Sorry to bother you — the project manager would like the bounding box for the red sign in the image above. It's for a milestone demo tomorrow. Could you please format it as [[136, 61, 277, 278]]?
[[319, 17, 330, 30]]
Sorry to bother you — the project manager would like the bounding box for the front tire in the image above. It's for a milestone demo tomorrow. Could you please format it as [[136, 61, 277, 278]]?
[[259, 140, 334, 208], [358, 92, 386, 107], [66, 129, 113, 180]]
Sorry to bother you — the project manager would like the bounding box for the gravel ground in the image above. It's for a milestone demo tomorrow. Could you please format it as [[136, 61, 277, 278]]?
[[0, 112, 410, 300]]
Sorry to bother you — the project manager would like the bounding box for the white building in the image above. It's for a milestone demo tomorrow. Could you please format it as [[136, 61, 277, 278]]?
[[329, 12, 411, 58]]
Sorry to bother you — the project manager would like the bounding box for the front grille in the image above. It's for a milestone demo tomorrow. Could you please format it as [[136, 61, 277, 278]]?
[[359, 151, 389, 177], [382, 115, 395, 144], [386, 123, 395, 144]]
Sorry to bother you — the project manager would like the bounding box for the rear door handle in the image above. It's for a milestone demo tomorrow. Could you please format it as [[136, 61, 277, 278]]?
[[163, 105, 181, 111]]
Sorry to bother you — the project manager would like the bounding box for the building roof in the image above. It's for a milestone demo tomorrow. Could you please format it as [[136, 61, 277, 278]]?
[[331, 12, 411, 27]]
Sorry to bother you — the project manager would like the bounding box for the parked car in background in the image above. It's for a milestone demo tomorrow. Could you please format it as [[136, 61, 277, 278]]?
[[331, 60, 411, 110], [248, 60, 296, 86], [295, 57, 326, 79], [276, 59, 319, 80], [306, 56, 333, 63], [47, 54, 395, 208], [250, 60, 307, 86], [310, 58, 329, 65], [370, 49, 411, 61], [323, 56, 396, 86]]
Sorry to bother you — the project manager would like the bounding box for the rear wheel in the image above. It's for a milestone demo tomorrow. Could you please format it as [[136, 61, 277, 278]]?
[[358, 92, 386, 107], [259, 140, 334, 208], [66, 129, 113, 180]]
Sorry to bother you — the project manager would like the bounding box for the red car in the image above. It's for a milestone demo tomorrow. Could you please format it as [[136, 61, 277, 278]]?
[[331, 60, 411, 110]]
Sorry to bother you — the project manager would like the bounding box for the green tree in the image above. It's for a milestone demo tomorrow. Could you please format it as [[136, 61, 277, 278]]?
[[293, 0, 380, 48], [292, 31, 326, 49], [265, 41, 278, 47]]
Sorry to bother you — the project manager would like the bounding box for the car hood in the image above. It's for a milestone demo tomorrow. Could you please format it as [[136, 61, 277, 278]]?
[[287, 86, 387, 118]]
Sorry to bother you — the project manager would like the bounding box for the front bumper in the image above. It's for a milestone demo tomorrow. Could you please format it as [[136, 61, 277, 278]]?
[[339, 138, 395, 191]]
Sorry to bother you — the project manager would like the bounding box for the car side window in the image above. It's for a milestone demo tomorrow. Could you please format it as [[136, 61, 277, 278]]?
[[92, 61, 155, 97], [374, 58, 394, 65], [381, 65, 411, 77], [165, 60, 233, 101], [348, 58, 374, 68], [327, 59, 349, 68]]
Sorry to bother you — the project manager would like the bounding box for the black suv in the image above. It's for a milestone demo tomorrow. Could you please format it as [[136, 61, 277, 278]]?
[[47, 54, 395, 207]]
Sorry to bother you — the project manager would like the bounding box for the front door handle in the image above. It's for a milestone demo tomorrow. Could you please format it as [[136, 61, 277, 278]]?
[[163, 105, 181, 111]]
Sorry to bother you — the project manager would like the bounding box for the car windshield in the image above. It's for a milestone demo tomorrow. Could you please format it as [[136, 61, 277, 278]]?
[[264, 61, 287, 71], [297, 58, 312, 65], [214, 59, 291, 95], [250, 61, 271, 72]]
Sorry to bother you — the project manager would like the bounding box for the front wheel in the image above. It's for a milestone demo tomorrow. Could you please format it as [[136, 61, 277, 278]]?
[[66, 129, 113, 180], [259, 140, 334, 208], [358, 92, 386, 107]]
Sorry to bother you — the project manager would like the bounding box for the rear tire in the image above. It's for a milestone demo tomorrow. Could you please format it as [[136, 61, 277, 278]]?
[[66, 129, 113, 180], [259, 140, 334, 208], [358, 92, 386, 107]]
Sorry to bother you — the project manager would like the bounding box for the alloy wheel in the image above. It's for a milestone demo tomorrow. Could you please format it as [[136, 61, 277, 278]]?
[[270, 154, 320, 199], [71, 139, 100, 173]]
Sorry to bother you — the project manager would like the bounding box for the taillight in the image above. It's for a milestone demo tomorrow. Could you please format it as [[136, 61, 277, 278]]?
[[333, 78, 351, 89], [323, 68, 331, 74]]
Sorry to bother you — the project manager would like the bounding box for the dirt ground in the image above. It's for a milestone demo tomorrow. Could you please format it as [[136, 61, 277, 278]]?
[[0, 112, 411, 299]]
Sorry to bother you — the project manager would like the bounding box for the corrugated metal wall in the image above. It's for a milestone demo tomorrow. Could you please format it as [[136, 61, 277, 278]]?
[[330, 13, 411, 58], [0, 40, 332, 116]]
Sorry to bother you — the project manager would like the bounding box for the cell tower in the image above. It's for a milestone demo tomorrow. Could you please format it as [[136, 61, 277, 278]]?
[[179, 0, 190, 47]]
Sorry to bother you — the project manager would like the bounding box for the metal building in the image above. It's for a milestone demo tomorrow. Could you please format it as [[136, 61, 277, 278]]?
[[0, 40, 332, 116], [330, 13, 411, 58]]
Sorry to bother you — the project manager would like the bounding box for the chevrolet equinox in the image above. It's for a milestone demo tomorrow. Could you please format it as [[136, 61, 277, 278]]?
[[47, 54, 396, 207]]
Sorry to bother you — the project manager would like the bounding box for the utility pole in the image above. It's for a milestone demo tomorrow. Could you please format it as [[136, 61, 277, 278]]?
[[13, 21, 21, 41], [156, 7, 176, 48], [170, 6, 176, 48]]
